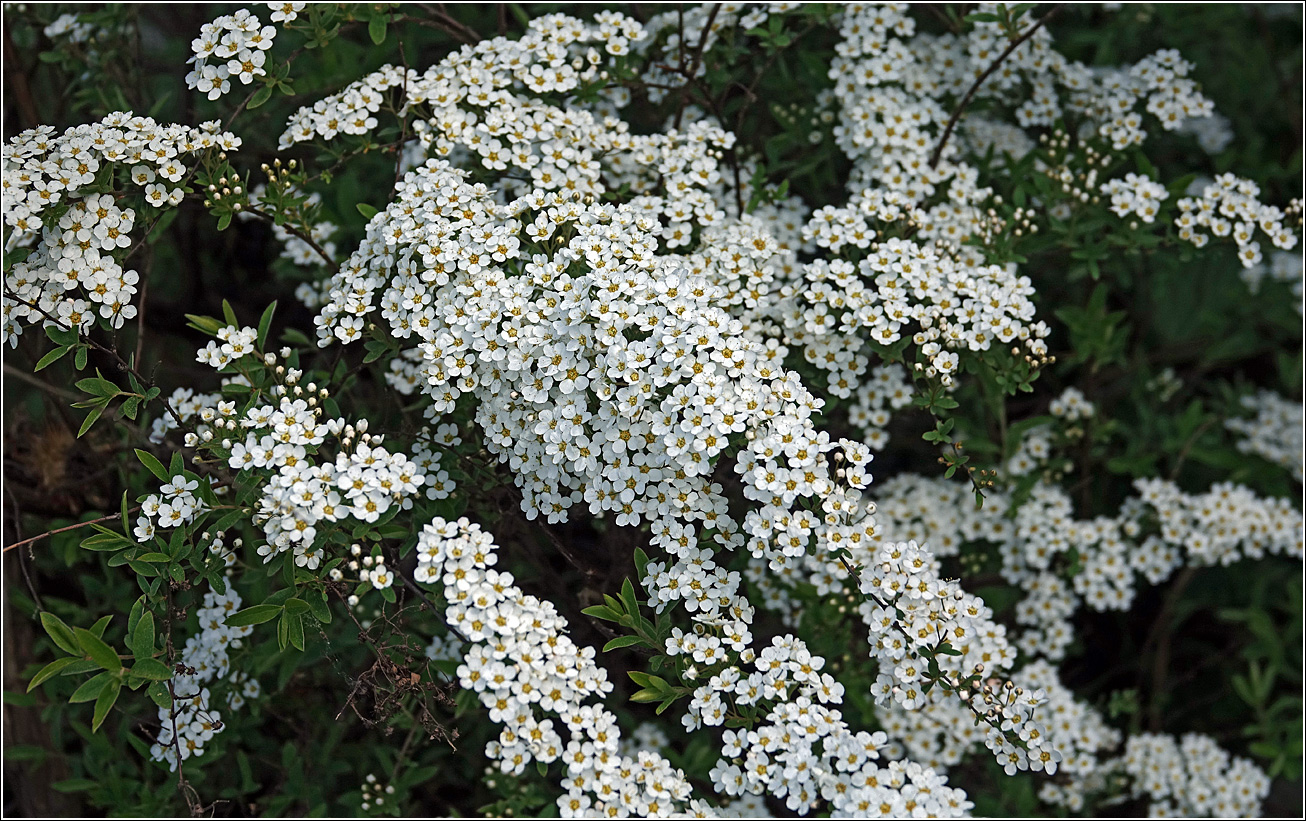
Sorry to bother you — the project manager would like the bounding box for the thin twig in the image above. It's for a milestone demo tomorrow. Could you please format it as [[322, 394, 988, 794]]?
[[2, 364, 82, 402], [243, 206, 338, 273], [929, 5, 1062, 168], [673, 3, 722, 132], [1141, 566, 1199, 732], [4, 508, 141, 553]]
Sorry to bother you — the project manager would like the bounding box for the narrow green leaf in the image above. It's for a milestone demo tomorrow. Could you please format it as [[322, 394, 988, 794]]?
[[580, 605, 621, 623], [256, 300, 277, 351], [135, 449, 170, 482], [184, 314, 225, 335], [130, 611, 155, 660], [34, 345, 70, 371], [69, 671, 112, 703], [77, 405, 104, 438], [287, 613, 305, 651], [368, 14, 387, 44], [283, 598, 311, 617], [92, 678, 121, 731], [147, 680, 171, 710], [89, 615, 112, 638], [603, 635, 644, 652], [75, 628, 121, 671], [40, 612, 80, 656], [130, 658, 173, 681], [28, 657, 80, 691], [247, 84, 274, 110], [226, 604, 282, 627]]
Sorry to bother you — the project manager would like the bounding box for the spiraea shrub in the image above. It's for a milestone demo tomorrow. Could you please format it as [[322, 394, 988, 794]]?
[[3, 3, 1302, 817]]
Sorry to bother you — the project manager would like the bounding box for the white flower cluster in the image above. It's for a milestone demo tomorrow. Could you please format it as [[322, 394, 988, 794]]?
[[870, 473, 1013, 560], [696, 632, 974, 817], [359, 772, 395, 813], [1085, 48, 1215, 149], [44, 12, 94, 43], [1176, 110, 1235, 155], [795, 236, 1048, 386], [1048, 386, 1094, 423], [1100, 171, 1168, 223], [133, 473, 208, 543], [165, 329, 432, 572], [1225, 390, 1304, 482], [854, 539, 1059, 776], [415, 516, 702, 817], [3, 113, 238, 343], [847, 363, 914, 448], [279, 11, 645, 157], [1240, 248, 1304, 308], [150, 585, 259, 771], [185, 9, 278, 100], [867, 463, 1302, 663], [1175, 173, 1299, 266], [998, 477, 1303, 658], [279, 64, 410, 148], [878, 659, 1118, 806], [1116, 732, 1270, 817]]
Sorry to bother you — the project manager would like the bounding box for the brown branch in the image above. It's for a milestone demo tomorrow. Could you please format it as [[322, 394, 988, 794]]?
[[673, 3, 722, 132], [929, 4, 1062, 168], [1140, 565, 1199, 732], [2, 364, 82, 403], [243, 206, 338, 274], [3, 509, 140, 553]]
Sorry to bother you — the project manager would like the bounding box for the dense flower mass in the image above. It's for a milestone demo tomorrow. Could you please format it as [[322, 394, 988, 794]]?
[[3, 114, 239, 342], [7, 3, 1302, 818]]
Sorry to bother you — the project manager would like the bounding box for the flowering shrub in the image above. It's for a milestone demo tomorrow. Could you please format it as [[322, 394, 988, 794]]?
[[3, 3, 1301, 817]]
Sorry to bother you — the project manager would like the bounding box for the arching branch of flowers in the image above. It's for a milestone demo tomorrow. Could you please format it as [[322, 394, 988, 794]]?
[[929, 3, 1064, 169]]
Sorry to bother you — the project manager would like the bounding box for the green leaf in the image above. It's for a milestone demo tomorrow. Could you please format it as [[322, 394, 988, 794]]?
[[633, 547, 650, 582], [368, 14, 387, 45], [75, 628, 121, 671], [28, 657, 80, 691], [630, 689, 662, 704], [135, 449, 170, 483], [184, 314, 226, 336], [69, 671, 112, 703], [283, 598, 311, 618], [286, 612, 305, 652], [34, 345, 71, 371], [221, 299, 239, 328], [256, 300, 278, 351], [40, 612, 81, 656], [92, 678, 121, 732], [226, 604, 282, 627], [247, 84, 274, 110], [77, 405, 105, 438], [620, 577, 640, 617], [602, 635, 644, 652], [147, 680, 172, 710], [129, 611, 155, 660], [130, 658, 173, 681], [581, 605, 622, 623], [356, 202, 378, 220], [57, 659, 100, 677], [52, 779, 98, 793]]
